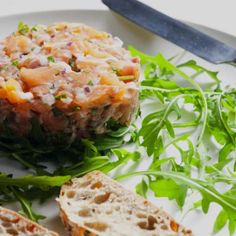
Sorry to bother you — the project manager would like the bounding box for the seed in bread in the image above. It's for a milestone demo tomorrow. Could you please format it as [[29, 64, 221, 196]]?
[[0, 207, 58, 236], [58, 171, 193, 236]]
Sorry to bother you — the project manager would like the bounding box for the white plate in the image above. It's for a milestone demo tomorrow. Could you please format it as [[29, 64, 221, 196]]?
[[0, 10, 236, 236]]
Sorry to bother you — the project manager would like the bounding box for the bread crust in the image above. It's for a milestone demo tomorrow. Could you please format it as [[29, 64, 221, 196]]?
[[0, 207, 58, 236], [59, 206, 97, 236]]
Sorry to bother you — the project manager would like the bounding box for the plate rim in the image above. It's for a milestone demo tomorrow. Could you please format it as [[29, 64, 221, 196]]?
[[0, 9, 235, 41]]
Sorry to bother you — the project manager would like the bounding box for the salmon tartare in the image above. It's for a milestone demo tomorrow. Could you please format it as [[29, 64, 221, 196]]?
[[0, 22, 140, 140]]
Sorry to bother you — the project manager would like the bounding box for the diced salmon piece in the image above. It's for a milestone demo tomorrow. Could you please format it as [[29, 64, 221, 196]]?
[[4, 79, 28, 104], [118, 65, 139, 79], [21, 58, 41, 69], [5, 35, 32, 55], [30, 85, 50, 96], [69, 72, 95, 87], [75, 86, 125, 109], [99, 75, 123, 86], [0, 88, 7, 99], [6, 90, 25, 104], [20, 67, 60, 87]]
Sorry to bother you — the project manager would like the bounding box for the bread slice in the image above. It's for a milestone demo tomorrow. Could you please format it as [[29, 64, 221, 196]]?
[[58, 171, 193, 236], [0, 207, 58, 236]]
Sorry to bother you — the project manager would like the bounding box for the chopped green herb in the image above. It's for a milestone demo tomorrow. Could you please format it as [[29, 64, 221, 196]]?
[[88, 80, 94, 86], [11, 60, 19, 67], [69, 58, 75, 68], [47, 56, 55, 63], [72, 105, 81, 111], [118, 75, 135, 81], [17, 22, 29, 35], [31, 26, 38, 32], [112, 68, 118, 73], [55, 94, 67, 101]]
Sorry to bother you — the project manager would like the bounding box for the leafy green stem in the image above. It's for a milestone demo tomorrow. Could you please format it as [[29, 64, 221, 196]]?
[[216, 94, 235, 145], [116, 170, 236, 212], [167, 64, 208, 146]]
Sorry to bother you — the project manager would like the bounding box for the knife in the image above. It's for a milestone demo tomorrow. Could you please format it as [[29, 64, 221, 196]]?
[[102, 0, 236, 65]]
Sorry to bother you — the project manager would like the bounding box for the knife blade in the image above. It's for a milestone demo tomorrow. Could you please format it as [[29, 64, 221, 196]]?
[[102, 0, 236, 65]]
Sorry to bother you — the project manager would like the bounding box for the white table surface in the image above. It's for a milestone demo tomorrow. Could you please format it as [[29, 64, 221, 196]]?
[[0, 0, 236, 37]]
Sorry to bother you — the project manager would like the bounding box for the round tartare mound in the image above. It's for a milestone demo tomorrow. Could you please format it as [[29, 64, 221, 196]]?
[[0, 22, 140, 139]]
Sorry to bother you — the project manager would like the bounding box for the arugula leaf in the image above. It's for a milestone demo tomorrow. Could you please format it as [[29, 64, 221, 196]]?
[[178, 60, 220, 83], [132, 47, 208, 147], [117, 170, 236, 233], [150, 178, 187, 208], [93, 149, 141, 174], [136, 179, 148, 198], [213, 210, 228, 234], [62, 156, 111, 177], [165, 119, 175, 138], [116, 47, 236, 234], [13, 188, 45, 222], [0, 173, 70, 222], [139, 95, 184, 156], [0, 173, 70, 188], [93, 136, 125, 151]]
